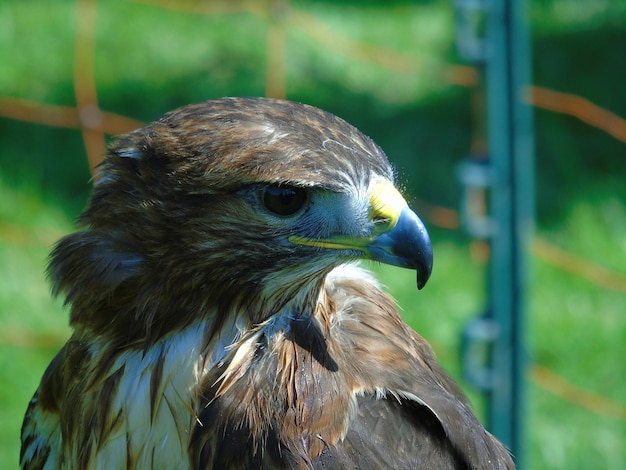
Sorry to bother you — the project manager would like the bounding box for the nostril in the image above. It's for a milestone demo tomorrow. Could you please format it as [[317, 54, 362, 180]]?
[[371, 215, 392, 234]]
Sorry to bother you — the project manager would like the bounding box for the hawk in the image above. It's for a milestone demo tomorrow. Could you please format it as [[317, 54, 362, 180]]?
[[21, 97, 514, 469]]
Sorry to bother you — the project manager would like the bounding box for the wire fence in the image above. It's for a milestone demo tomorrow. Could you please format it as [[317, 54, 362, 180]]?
[[1, 0, 625, 423]]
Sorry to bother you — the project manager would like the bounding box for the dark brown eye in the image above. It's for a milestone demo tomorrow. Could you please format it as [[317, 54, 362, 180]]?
[[262, 185, 307, 216]]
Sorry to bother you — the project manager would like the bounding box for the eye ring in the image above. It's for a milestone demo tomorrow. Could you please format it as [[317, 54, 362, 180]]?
[[262, 185, 308, 216]]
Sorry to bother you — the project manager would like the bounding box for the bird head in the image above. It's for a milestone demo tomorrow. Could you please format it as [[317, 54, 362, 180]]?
[[51, 98, 432, 340]]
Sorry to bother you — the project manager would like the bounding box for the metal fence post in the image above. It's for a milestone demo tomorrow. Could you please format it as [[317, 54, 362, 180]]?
[[457, 0, 534, 467]]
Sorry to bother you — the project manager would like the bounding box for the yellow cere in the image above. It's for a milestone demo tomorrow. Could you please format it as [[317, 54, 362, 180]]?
[[368, 180, 408, 234]]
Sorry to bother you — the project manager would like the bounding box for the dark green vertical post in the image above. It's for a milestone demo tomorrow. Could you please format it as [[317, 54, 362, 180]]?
[[456, 0, 533, 466], [484, 0, 533, 467]]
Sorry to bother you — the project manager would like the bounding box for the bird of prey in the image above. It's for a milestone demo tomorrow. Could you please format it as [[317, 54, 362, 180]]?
[[21, 97, 513, 469]]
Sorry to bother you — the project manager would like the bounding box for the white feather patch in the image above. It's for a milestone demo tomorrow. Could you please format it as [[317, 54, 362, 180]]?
[[90, 317, 243, 468]]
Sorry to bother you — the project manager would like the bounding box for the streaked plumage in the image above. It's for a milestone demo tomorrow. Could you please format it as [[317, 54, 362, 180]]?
[[21, 97, 514, 469]]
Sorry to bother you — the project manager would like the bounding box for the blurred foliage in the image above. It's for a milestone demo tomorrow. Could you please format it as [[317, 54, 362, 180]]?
[[1, 0, 625, 468]]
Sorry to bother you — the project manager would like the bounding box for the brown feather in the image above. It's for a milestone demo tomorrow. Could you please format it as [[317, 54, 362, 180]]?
[[21, 98, 513, 469]]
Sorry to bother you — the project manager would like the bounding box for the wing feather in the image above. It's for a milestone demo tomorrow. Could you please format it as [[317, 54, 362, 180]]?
[[318, 267, 514, 469]]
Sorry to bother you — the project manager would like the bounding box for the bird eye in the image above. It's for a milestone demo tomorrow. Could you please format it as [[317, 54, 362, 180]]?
[[262, 185, 308, 216]]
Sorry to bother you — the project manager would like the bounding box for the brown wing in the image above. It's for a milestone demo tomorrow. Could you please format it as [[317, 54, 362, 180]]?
[[314, 395, 466, 469], [310, 270, 515, 470], [189, 269, 513, 469], [313, 389, 512, 470], [20, 349, 65, 469]]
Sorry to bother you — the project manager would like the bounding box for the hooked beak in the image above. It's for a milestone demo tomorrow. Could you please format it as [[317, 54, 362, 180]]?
[[289, 181, 433, 290], [366, 204, 433, 289]]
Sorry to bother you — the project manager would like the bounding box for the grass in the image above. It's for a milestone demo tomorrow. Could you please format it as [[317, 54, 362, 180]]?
[[1, 0, 625, 468], [526, 193, 626, 468]]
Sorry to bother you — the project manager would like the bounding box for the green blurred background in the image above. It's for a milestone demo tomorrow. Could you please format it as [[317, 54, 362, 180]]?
[[1, 0, 625, 468]]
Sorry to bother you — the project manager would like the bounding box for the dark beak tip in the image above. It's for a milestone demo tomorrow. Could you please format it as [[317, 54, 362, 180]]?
[[416, 251, 433, 290]]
